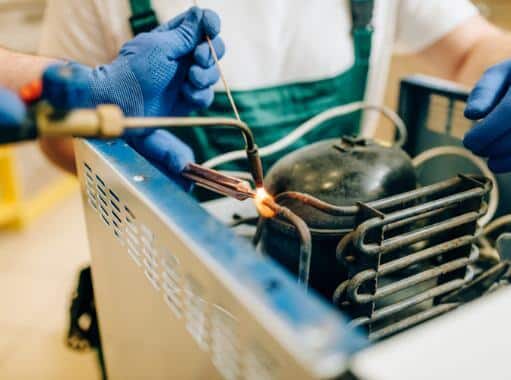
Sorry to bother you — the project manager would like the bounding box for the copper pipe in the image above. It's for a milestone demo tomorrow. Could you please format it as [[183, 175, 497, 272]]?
[[262, 197, 312, 288]]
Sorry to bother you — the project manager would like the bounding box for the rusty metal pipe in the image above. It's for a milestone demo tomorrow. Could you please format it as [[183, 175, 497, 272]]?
[[348, 247, 478, 303], [355, 211, 481, 255], [377, 236, 474, 275], [368, 303, 459, 341], [351, 279, 466, 327], [368, 175, 490, 210]]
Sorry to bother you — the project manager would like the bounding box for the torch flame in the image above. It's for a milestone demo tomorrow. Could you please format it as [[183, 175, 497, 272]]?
[[254, 187, 276, 218]]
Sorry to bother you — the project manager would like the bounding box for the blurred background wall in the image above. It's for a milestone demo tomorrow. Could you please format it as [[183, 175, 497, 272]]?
[[0, 0, 75, 232], [0, 0, 45, 52]]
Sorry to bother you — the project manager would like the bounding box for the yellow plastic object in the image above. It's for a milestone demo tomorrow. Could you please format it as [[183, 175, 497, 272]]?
[[0, 145, 77, 229]]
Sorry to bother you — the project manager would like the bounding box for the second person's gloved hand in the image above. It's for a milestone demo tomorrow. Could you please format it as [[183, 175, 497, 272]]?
[[464, 59, 511, 173]]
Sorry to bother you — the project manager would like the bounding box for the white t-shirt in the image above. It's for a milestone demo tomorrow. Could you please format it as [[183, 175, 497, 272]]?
[[38, 0, 477, 133]]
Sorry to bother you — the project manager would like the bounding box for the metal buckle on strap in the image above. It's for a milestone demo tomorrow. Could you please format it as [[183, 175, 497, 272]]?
[[129, 9, 159, 35]]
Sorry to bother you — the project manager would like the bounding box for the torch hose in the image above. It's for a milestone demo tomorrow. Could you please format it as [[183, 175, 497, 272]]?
[[125, 116, 255, 150], [124, 116, 264, 187]]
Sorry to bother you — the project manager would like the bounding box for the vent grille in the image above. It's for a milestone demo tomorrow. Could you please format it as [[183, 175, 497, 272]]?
[[84, 162, 143, 265], [184, 275, 208, 351], [82, 161, 283, 380], [83, 162, 169, 293], [244, 344, 277, 380], [109, 189, 124, 242], [211, 305, 240, 380], [84, 164, 98, 212], [162, 252, 183, 318], [125, 208, 142, 266], [96, 174, 111, 227], [141, 223, 160, 291]]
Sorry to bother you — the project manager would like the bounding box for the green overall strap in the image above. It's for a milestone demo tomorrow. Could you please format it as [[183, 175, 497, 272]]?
[[128, 0, 159, 36], [351, 0, 374, 64]]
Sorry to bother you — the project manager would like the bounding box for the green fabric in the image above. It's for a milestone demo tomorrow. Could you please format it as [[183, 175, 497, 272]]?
[[173, 25, 373, 172], [128, 0, 159, 35], [129, 0, 153, 15], [128, 0, 373, 173]]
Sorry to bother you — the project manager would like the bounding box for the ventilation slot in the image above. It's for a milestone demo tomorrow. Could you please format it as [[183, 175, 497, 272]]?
[[83, 163, 98, 212], [95, 175, 110, 227], [244, 345, 277, 380], [211, 306, 240, 380], [109, 193, 123, 243], [125, 222, 142, 266], [184, 276, 208, 351], [125, 205, 136, 221], [162, 253, 183, 318], [141, 224, 159, 291]]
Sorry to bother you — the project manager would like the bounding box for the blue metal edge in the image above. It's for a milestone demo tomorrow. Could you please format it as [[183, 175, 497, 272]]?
[[85, 138, 367, 359]]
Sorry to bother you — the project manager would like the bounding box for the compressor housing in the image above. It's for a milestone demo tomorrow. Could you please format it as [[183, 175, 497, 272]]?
[[258, 136, 495, 340]]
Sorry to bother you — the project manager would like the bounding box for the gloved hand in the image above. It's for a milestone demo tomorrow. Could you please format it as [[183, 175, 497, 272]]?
[[0, 88, 34, 144], [42, 6, 225, 117], [40, 6, 225, 189], [464, 59, 511, 173], [125, 129, 195, 191], [0, 88, 26, 127]]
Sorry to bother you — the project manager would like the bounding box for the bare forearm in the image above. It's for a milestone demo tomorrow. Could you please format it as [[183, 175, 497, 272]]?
[[454, 32, 511, 85], [0, 47, 75, 172], [0, 47, 57, 91], [39, 137, 76, 173], [417, 15, 511, 87]]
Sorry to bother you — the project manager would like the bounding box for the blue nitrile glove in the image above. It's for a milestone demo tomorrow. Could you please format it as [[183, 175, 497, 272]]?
[[0, 88, 36, 144], [464, 59, 511, 173], [42, 6, 225, 116], [41, 7, 225, 189], [0, 88, 26, 126], [125, 129, 195, 191]]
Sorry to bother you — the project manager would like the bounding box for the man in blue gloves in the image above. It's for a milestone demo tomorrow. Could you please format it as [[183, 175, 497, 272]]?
[[37, 1, 511, 177], [464, 60, 511, 173], [0, 6, 222, 187]]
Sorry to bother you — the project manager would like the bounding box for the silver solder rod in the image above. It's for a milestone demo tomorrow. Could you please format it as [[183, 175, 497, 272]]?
[[192, 0, 242, 123]]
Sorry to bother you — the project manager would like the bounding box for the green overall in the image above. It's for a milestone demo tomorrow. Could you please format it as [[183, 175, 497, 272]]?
[[128, 0, 374, 172]]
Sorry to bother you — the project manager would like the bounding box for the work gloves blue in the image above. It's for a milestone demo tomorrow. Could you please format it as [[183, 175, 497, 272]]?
[[0, 88, 34, 144], [43, 7, 224, 117], [0, 88, 26, 127], [41, 7, 225, 189], [464, 59, 511, 173], [0, 86, 195, 191]]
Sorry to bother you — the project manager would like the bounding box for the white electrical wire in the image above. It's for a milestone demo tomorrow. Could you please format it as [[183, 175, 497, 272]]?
[[203, 102, 408, 169], [192, 0, 242, 123], [412, 146, 499, 227]]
